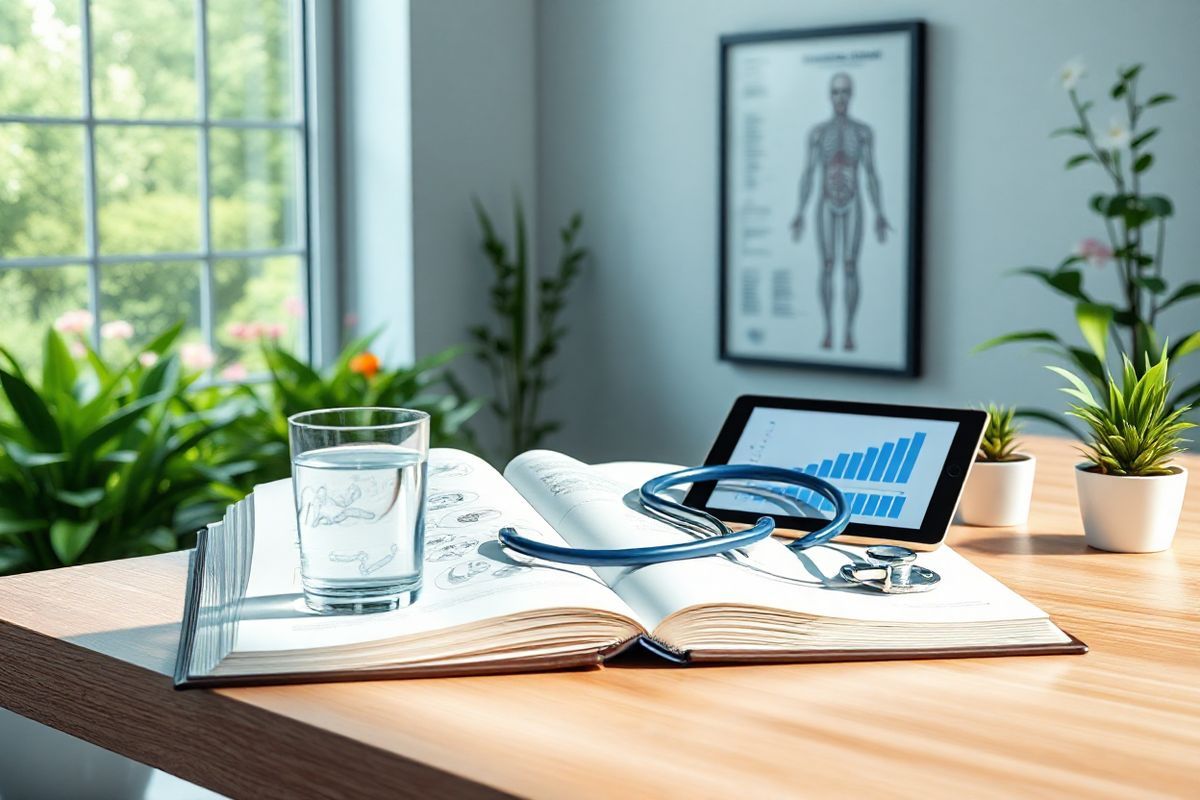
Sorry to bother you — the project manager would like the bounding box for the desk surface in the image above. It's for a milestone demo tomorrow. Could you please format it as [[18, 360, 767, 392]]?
[[0, 435, 1197, 798]]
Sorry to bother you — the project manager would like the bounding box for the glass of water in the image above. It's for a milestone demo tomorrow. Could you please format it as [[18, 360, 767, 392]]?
[[288, 407, 429, 614]]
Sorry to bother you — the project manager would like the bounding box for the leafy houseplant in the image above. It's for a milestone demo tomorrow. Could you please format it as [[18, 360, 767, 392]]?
[[225, 332, 483, 485], [960, 404, 1037, 527], [0, 326, 242, 575], [1052, 353, 1193, 552], [978, 61, 1200, 431], [468, 197, 587, 462]]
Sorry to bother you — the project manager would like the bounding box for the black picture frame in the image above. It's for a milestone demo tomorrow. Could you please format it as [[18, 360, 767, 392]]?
[[718, 21, 926, 376]]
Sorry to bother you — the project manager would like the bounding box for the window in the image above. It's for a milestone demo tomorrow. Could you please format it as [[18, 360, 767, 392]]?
[[0, 0, 309, 376]]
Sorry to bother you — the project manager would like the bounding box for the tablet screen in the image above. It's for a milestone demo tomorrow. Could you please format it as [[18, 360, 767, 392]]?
[[707, 407, 962, 529]]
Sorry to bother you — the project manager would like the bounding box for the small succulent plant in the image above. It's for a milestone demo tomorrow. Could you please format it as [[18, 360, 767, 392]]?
[[977, 404, 1024, 462], [1050, 352, 1193, 476]]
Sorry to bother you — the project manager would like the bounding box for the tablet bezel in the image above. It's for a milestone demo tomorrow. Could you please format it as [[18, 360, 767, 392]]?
[[684, 395, 988, 550]]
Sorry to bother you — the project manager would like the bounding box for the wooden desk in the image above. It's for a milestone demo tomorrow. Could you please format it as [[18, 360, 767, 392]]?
[[0, 436, 1196, 798]]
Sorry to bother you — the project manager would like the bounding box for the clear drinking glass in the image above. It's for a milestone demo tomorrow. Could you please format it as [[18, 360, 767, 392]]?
[[288, 408, 429, 613]]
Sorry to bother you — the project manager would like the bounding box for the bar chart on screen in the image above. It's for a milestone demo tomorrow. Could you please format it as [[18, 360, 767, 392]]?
[[735, 431, 928, 521]]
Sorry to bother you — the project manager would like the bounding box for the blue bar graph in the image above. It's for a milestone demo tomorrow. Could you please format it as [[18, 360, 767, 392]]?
[[732, 430, 930, 521], [832, 453, 848, 478]]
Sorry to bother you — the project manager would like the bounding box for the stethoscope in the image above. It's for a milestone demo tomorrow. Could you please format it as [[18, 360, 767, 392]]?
[[498, 464, 940, 594]]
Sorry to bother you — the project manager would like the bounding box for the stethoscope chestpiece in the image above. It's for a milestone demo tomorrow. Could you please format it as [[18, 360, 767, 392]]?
[[839, 545, 940, 594]]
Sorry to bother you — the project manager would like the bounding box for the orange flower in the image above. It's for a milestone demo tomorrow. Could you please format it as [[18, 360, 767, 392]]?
[[348, 351, 380, 378]]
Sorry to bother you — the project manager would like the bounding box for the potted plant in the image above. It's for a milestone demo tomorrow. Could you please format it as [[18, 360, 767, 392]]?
[[959, 404, 1036, 527], [1052, 354, 1193, 552]]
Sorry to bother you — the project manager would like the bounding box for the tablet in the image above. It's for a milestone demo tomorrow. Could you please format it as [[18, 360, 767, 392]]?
[[685, 396, 988, 550]]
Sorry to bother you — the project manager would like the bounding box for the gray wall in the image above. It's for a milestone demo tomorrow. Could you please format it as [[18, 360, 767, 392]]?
[[535, 0, 1200, 465], [409, 0, 538, 455]]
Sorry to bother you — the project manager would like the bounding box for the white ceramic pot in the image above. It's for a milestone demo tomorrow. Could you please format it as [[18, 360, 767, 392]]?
[[1074, 464, 1189, 553], [0, 708, 152, 800], [958, 454, 1036, 527]]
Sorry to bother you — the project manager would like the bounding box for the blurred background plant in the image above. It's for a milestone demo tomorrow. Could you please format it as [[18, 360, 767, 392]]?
[[1051, 352, 1193, 476], [468, 196, 587, 462], [976, 404, 1024, 462], [223, 331, 483, 485], [978, 61, 1200, 432], [0, 324, 243, 574], [0, 313, 481, 575]]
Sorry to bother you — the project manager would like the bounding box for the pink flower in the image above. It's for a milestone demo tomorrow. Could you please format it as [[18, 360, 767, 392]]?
[[226, 321, 257, 342], [138, 352, 159, 368], [67, 340, 87, 358], [220, 362, 248, 381], [180, 342, 216, 371], [1076, 238, 1112, 267], [283, 296, 305, 319], [262, 322, 285, 340], [100, 319, 134, 341], [53, 309, 93, 335]]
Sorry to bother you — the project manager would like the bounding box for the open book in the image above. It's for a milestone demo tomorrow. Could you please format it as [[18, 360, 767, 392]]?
[[175, 449, 1084, 687]]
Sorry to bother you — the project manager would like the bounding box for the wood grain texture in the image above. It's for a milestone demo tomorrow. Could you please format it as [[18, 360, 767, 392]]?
[[0, 435, 1197, 798]]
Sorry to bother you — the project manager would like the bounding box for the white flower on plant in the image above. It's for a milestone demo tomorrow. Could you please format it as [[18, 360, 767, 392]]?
[[53, 309, 93, 335], [1101, 117, 1130, 150], [180, 342, 216, 371], [67, 340, 86, 359], [137, 352, 159, 368], [220, 362, 248, 381], [1059, 57, 1086, 90], [100, 319, 134, 341], [1075, 237, 1113, 267]]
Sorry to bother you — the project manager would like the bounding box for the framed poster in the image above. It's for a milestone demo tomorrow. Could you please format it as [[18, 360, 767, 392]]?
[[719, 21, 925, 376]]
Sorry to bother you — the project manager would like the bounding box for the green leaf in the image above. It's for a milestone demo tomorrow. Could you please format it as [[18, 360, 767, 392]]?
[[1050, 126, 1087, 138], [77, 393, 165, 454], [1142, 195, 1174, 218], [1016, 267, 1087, 301], [1133, 153, 1154, 174], [54, 488, 106, 508], [0, 369, 63, 450], [1145, 93, 1176, 107], [1075, 302, 1114, 361], [42, 329, 77, 400], [1133, 275, 1167, 293], [1047, 365, 1099, 407], [49, 519, 99, 565], [1131, 128, 1159, 149], [973, 330, 1061, 353], [141, 321, 184, 355], [1159, 282, 1200, 311], [1110, 82, 1126, 99], [1065, 154, 1094, 170], [1169, 331, 1200, 360], [0, 509, 47, 535], [1120, 64, 1143, 81]]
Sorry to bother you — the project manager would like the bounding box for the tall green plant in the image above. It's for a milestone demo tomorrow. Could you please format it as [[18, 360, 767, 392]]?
[[1050, 351, 1193, 476], [469, 197, 587, 461], [0, 326, 241, 574], [978, 61, 1200, 428]]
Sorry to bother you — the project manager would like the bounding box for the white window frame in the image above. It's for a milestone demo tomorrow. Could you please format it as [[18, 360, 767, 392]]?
[[0, 0, 339, 365]]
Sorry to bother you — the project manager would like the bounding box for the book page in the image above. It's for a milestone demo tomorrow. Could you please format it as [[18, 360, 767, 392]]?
[[504, 451, 1053, 630], [230, 449, 641, 654]]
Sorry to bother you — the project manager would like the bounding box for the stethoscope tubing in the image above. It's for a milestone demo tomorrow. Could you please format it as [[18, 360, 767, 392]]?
[[498, 464, 852, 566]]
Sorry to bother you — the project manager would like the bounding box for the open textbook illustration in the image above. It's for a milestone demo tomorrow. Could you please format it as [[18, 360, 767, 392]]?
[[174, 449, 1084, 687]]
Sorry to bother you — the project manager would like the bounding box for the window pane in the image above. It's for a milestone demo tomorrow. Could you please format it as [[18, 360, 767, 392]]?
[[0, 265, 90, 372], [0, 0, 82, 116], [214, 255, 303, 374], [210, 128, 300, 251], [91, 0, 197, 119], [207, 0, 298, 121], [95, 126, 199, 254], [99, 260, 202, 358], [0, 123, 85, 258]]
